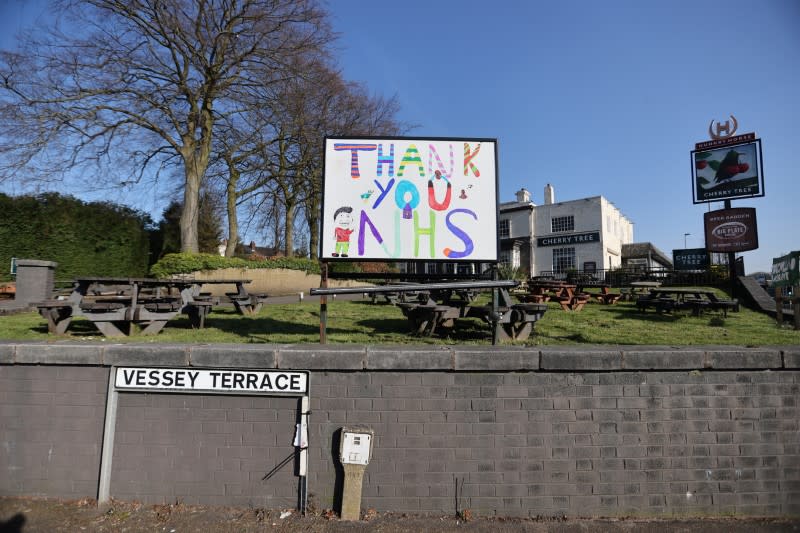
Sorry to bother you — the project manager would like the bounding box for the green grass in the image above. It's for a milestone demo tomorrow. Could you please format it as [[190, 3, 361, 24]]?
[[1, 291, 798, 345]]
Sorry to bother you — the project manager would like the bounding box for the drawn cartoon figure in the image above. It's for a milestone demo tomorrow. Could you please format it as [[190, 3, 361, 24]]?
[[332, 206, 354, 257]]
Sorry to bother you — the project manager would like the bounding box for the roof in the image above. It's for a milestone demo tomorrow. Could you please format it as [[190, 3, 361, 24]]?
[[622, 242, 673, 267]]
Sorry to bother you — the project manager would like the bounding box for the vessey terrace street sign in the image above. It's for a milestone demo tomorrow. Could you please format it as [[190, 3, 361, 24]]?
[[115, 367, 309, 395]]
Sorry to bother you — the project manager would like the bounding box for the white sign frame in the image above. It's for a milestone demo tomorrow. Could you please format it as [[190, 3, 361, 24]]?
[[114, 367, 309, 395], [321, 136, 499, 262]]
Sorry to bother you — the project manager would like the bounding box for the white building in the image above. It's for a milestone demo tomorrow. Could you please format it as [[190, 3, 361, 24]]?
[[499, 184, 634, 276]]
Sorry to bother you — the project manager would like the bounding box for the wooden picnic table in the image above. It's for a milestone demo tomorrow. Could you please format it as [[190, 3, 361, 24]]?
[[311, 280, 547, 342], [397, 286, 547, 341], [34, 276, 257, 337], [524, 281, 589, 311], [196, 278, 266, 315], [636, 287, 739, 316], [576, 282, 622, 305], [622, 281, 663, 302]]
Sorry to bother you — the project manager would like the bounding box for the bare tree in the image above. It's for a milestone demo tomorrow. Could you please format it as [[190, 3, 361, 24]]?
[[0, 0, 332, 253]]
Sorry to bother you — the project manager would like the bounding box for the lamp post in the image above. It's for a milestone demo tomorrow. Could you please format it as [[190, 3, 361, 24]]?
[[684, 233, 690, 249]]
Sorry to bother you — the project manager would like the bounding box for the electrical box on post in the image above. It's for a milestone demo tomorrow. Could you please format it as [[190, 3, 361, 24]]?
[[338, 426, 374, 520], [341, 430, 372, 466]]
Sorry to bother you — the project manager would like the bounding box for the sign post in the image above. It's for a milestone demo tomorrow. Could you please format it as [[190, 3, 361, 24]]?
[[772, 252, 800, 329], [690, 117, 764, 298]]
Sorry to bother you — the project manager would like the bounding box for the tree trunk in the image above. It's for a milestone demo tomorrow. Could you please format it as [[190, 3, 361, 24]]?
[[179, 116, 212, 254], [180, 164, 201, 253], [284, 200, 296, 257], [307, 195, 320, 260], [225, 171, 239, 257]]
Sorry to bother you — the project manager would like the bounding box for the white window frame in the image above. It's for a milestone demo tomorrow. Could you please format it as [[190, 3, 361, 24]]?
[[498, 219, 510, 239], [551, 215, 574, 233], [552, 247, 576, 273]]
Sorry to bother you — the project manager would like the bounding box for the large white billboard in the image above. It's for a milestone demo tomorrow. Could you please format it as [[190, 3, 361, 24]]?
[[321, 137, 498, 262]]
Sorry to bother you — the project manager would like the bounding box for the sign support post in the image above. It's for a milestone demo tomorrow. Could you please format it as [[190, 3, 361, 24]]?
[[724, 199, 737, 297], [320, 262, 328, 344], [98, 367, 119, 505]]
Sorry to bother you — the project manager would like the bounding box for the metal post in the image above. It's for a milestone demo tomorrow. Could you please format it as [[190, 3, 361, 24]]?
[[98, 367, 119, 504], [724, 200, 736, 297], [794, 286, 800, 331], [320, 262, 328, 344], [491, 266, 499, 346], [299, 395, 309, 514]]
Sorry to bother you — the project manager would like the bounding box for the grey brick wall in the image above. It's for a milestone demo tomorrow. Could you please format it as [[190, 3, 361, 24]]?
[[308, 370, 799, 517], [111, 393, 299, 507], [1, 343, 798, 517], [0, 365, 107, 499]]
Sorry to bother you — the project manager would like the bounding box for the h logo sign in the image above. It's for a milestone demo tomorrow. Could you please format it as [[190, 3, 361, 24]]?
[[708, 115, 739, 140]]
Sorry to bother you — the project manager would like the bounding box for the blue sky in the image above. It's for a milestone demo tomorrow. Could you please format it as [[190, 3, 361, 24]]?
[[328, 0, 799, 273], [1, 0, 798, 273]]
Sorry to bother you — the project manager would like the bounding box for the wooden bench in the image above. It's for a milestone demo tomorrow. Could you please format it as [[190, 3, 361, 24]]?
[[142, 298, 182, 312], [396, 302, 460, 336], [707, 297, 739, 317], [466, 302, 547, 341], [679, 298, 711, 316], [636, 296, 676, 314], [79, 301, 127, 312], [554, 294, 590, 311], [77, 300, 132, 337], [597, 292, 622, 305], [184, 301, 214, 328], [227, 293, 268, 315], [35, 300, 74, 334]]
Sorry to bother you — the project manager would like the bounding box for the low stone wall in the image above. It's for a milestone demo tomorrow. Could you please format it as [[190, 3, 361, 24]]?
[[1, 343, 798, 517], [189, 268, 371, 296]]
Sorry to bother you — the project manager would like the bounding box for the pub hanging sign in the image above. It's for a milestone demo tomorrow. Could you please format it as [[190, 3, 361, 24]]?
[[703, 207, 758, 253], [690, 116, 765, 204]]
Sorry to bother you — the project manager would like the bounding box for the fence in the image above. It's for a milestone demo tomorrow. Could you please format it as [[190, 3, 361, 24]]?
[[536, 267, 733, 288]]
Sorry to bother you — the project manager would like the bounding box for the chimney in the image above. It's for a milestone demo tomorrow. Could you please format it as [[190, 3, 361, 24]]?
[[544, 183, 554, 205], [515, 188, 531, 203]]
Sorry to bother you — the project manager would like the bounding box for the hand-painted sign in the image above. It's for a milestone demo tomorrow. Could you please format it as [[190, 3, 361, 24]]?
[[703, 207, 758, 253], [673, 248, 710, 270], [536, 232, 600, 247], [115, 367, 309, 395], [771, 251, 800, 288], [691, 137, 764, 204], [321, 137, 498, 262]]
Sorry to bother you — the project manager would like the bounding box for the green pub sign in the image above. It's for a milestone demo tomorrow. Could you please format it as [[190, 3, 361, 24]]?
[[673, 248, 710, 271], [771, 251, 800, 288]]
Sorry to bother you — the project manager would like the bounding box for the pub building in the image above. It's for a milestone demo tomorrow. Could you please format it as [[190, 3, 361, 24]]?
[[499, 184, 654, 277]]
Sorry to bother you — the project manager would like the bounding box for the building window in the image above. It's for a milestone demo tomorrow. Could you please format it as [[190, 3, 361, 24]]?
[[551, 215, 574, 233], [499, 219, 510, 238], [512, 247, 521, 268], [499, 249, 511, 265], [552, 247, 575, 273]]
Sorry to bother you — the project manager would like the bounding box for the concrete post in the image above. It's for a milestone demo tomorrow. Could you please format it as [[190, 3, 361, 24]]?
[[14, 259, 58, 306], [341, 464, 367, 520]]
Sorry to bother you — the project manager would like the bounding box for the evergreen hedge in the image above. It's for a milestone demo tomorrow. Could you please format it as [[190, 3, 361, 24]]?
[[0, 193, 152, 281], [149, 253, 322, 278]]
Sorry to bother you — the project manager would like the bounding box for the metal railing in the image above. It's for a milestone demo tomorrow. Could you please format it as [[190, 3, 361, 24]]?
[[536, 267, 732, 287]]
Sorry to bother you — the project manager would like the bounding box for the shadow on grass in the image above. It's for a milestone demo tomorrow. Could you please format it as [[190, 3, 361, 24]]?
[[603, 306, 684, 323], [203, 314, 319, 338]]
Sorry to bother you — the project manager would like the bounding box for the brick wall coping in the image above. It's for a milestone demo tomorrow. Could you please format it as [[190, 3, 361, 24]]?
[[1, 342, 797, 371]]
